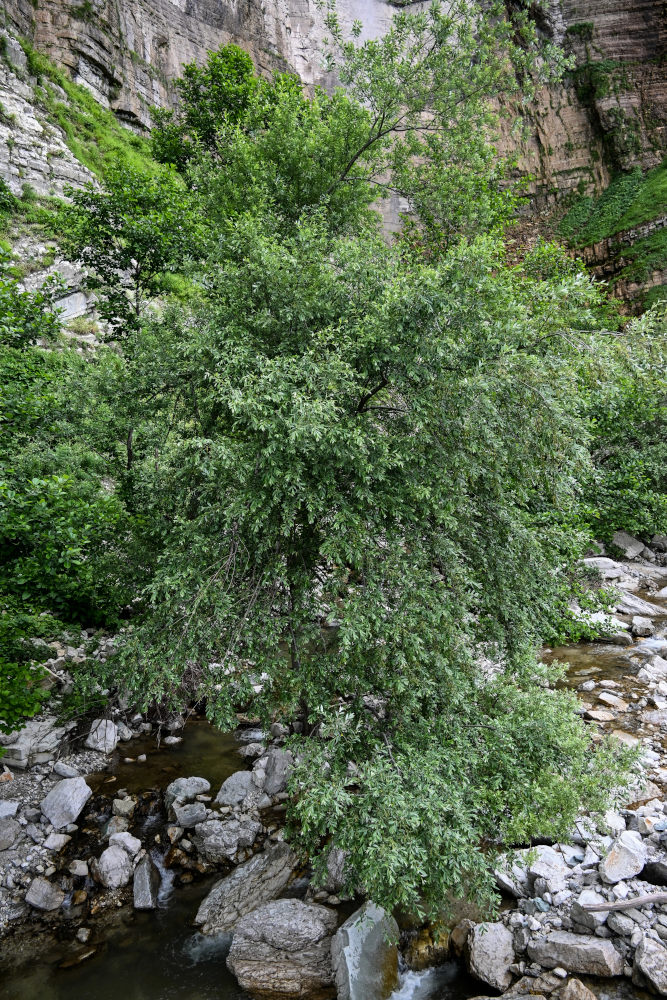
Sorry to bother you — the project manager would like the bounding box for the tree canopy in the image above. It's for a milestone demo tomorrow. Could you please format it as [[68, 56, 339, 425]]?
[[3, 0, 665, 915]]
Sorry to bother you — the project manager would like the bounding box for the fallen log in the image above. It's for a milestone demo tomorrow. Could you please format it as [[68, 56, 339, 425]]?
[[582, 891, 667, 912]]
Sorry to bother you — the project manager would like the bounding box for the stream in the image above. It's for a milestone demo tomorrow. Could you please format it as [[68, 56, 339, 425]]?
[[2, 599, 667, 1000]]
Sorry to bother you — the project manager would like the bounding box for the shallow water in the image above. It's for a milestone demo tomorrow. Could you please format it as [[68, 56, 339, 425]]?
[[0, 877, 253, 1000]]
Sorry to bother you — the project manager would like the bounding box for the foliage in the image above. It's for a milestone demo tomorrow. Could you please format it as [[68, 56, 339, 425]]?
[[151, 44, 259, 170], [60, 165, 201, 336], [581, 303, 667, 540], [86, 220, 638, 913], [559, 161, 667, 246], [0, 249, 62, 348], [616, 228, 667, 285]]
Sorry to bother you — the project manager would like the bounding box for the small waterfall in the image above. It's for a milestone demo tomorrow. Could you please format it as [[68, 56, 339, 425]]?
[[150, 847, 176, 907]]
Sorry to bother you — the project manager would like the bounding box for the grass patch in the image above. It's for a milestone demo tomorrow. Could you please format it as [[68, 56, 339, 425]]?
[[558, 162, 667, 247], [615, 228, 667, 285], [19, 39, 156, 181]]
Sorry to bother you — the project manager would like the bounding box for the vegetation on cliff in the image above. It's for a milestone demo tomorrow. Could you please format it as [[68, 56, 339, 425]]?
[[2, 1, 665, 914]]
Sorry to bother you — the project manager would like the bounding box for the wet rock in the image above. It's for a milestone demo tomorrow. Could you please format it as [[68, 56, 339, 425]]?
[[117, 723, 133, 741], [85, 719, 118, 753], [632, 935, 667, 994], [104, 816, 129, 839], [526, 932, 622, 976], [466, 922, 515, 991], [195, 841, 295, 934], [40, 777, 92, 830], [332, 901, 399, 1000], [216, 770, 254, 806], [69, 860, 89, 877], [599, 831, 647, 883], [25, 876, 65, 911], [227, 898, 337, 997], [112, 797, 136, 818], [164, 776, 210, 812], [92, 844, 133, 889], [193, 817, 261, 863], [263, 748, 293, 796], [109, 831, 141, 857], [133, 853, 161, 910], [0, 817, 20, 850], [632, 616, 655, 637]]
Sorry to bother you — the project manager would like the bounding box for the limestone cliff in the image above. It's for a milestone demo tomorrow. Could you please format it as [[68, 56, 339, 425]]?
[[3, 0, 664, 203]]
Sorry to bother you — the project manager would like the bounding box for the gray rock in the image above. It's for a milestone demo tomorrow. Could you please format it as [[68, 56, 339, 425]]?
[[571, 889, 608, 930], [112, 797, 136, 818], [172, 800, 207, 828], [599, 831, 647, 883], [164, 776, 210, 812], [633, 935, 667, 994], [133, 853, 161, 910], [325, 847, 348, 893], [1, 715, 68, 769], [84, 719, 118, 753], [195, 841, 295, 934], [227, 898, 337, 996], [632, 616, 655, 637], [194, 818, 261, 863], [466, 922, 515, 991], [615, 592, 665, 617], [216, 770, 254, 806], [25, 876, 65, 911], [331, 901, 399, 1000], [528, 846, 570, 894], [43, 832, 71, 851], [40, 777, 92, 831], [103, 815, 129, 839], [117, 723, 133, 741], [0, 817, 20, 851], [109, 831, 141, 857], [526, 932, 622, 976], [92, 844, 133, 889], [0, 800, 19, 819], [53, 761, 79, 778], [263, 748, 293, 796], [611, 531, 644, 560]]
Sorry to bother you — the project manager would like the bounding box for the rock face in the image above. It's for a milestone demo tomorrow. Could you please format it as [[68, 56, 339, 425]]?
[[331, 901, 399, 1000], [40, 777, 92, 830], [526, 932, 623, 976], [227, 898, 337, 997], [25, 875, 65, 911], [633, 935, 667, 994], [3, 0, 665, 206], [195, 841, 295, 935], [133, 853, 161, 910], [466, 922, 516, 991]]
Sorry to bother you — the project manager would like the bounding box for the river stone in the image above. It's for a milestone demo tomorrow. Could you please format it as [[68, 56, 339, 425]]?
[[632, 935, 667, 994], [227, 898, 337, 997], [0, 817, 20, 850], [172, 800, 207, 828], [466, 922, 515, 991], [164, 776, 210, 812], [526, 932, 622, 976], [92, 844, 133, 889], [84, 719, 118, 753], [25, 876, 65, 911], [331, 901, 399, 1000], [133, 853, 161, 910], [263, 748, 293, 796], [109, 831, 141, 857], [195, 841, 295, 934], [215, 770, 254, 806], [53, 761, 79, 778], [599, 830, 647, 883], [40, 777, 92, 830], [194, 817, 261, 863]]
